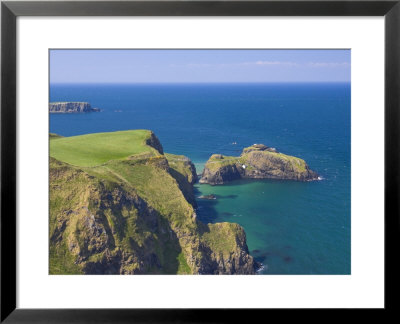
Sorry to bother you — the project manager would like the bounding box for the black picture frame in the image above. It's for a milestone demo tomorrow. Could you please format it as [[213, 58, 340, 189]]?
[[1, 0, 399, 322]]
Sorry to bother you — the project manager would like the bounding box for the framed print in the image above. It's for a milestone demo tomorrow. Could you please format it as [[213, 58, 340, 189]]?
[[1, 0, 399, 322]]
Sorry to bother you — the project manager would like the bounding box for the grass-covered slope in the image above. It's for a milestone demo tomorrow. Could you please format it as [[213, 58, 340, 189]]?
[[49, 130, 257, 274], [200, 144, 319, 185]]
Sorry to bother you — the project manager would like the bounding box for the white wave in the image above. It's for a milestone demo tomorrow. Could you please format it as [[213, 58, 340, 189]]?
[[256, 263, 267, 274]]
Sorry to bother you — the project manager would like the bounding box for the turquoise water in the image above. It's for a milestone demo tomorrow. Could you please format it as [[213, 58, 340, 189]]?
[[50, 83, 350, 274]]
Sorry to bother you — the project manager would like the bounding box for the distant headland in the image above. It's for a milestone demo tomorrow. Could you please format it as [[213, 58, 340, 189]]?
[[49, 102, 100, 113]]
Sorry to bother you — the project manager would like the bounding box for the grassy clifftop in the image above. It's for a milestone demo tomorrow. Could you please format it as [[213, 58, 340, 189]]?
[[49, 130, 257, 274], [50, 130, 161, 167]]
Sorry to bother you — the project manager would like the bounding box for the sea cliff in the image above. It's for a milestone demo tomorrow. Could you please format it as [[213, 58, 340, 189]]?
[[49, 130, 257, 274], [200, 144, 319, 185]]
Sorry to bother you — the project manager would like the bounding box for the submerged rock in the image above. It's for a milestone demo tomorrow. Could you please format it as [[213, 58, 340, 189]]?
[[200, 144, 319, 185], [198, 194, 217, 200]]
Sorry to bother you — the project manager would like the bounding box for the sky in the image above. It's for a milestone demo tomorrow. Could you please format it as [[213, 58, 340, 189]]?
[[50, 49, 350, 84]]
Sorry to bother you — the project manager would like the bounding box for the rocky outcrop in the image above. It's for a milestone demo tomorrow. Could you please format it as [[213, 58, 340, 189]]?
[[200, 144, 319, 185], [49, 102, 100, 113]]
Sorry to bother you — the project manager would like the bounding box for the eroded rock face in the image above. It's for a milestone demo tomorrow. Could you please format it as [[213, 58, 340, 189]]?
[[49, 102, 100, 113], [200, 144, 319, 185]]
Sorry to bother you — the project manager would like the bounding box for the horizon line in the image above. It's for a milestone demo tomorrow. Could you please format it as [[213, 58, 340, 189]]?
[[50, 81, 351, 85]]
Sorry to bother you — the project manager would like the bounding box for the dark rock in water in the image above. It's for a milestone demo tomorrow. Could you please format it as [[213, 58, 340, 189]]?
[[198, 194, 217, 200], [49, 102, 100, 113], [252, 249, 261, 254]]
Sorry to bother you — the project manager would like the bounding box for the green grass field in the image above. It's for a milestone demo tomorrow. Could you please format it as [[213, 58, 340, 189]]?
[[50, 130, 155, 167]]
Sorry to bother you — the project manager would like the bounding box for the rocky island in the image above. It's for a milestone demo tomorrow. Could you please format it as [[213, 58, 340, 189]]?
[[49, 130, 257, 274], [49, 102, 100, 113], [200, 144, 319, 185]]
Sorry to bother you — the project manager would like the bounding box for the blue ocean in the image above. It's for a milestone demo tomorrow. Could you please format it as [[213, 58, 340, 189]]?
[[50, 83, 351, 275]]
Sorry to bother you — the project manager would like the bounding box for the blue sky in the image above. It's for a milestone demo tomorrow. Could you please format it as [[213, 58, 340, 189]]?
[[50, 49, 350, 83]]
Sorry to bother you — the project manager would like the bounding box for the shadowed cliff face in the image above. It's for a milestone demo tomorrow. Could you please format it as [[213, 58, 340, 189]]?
[[145, 131, 164, 155], [49, 131, 257, 275], [200, 144, 319, 185]]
